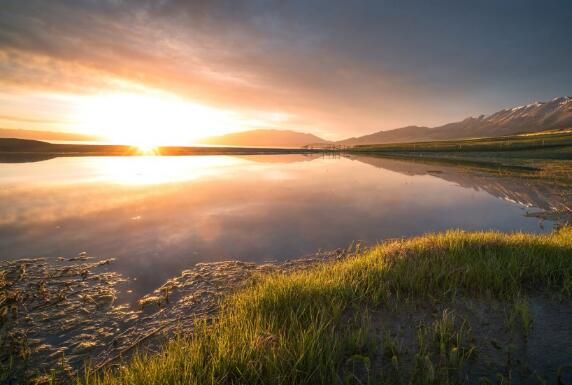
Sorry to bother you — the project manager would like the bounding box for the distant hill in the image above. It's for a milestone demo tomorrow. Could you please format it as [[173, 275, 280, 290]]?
[[340, 96, 572, 145], [0, 128, 101, 142], [0, 138, 52, 151], [198, 129, 328, 147]]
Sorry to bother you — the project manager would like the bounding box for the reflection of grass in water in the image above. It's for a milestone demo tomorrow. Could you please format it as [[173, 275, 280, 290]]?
[[507, 297, 533, 336], [354, 146, 572, 225], [354, 146, 572, 227], [354, 152, 544, 173], [352, 151, 572, 178], [84, 227, 572, 385]]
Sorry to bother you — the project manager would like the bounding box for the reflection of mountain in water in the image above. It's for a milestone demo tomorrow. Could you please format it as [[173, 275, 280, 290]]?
[[352, 155, 572, 215]]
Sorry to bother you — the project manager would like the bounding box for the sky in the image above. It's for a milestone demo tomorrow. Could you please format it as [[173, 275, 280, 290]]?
[[0, 0, 571, 143]]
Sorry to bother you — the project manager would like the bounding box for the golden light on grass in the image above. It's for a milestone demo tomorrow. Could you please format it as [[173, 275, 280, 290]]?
[[72, 90, 241, 148]]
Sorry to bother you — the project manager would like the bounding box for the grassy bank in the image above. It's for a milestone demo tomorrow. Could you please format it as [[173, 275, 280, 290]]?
[[81, 228, 572, 385], [348, 130, 572, 181], [350, 130, 572, 156]]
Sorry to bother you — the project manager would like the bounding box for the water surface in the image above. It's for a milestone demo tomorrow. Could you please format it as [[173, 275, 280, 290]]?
[[0, 154, 567, 298]]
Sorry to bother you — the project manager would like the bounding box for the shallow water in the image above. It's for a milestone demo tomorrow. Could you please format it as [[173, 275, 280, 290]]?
[[0, 154, 569, 300], [0, 251, 340, 381]]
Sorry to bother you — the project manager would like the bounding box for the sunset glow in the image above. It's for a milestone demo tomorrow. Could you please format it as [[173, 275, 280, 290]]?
[[71, 91, 243, 147], [1, 2, 570, 141]]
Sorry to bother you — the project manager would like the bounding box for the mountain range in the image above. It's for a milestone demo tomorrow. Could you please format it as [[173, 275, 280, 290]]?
[[200, 96, 572, 146], [339, 96, 572, 145]]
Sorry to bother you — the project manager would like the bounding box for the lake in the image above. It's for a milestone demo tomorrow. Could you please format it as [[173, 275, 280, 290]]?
[[0, 154, 568, 299]]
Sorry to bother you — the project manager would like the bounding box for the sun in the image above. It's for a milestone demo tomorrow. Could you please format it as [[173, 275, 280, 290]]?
[[134, 141, 159, 154], [72, 90, 241, 148]]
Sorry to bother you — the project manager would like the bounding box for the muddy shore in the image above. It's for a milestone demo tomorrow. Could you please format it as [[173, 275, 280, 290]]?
[[0, 248, 350, 383]]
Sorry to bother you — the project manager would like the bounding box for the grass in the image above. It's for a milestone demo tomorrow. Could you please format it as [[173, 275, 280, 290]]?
[[350, 130, 572, 156], [348, 130, 572, 182], [80, 227, 572, 385]]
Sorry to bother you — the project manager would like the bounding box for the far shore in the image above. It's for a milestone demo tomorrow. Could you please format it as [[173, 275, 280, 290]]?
[[2, 133, 572, 180], [0, 138, 328, 158]]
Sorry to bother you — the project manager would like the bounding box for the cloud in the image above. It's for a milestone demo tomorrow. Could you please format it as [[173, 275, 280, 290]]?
[[1, 0, 571, 137]]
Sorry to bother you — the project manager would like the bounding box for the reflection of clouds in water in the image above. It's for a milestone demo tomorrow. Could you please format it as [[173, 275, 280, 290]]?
[[0, 155, 558, 295], [91, 156, 244, 185], [0, 183, 171, 226], [0, 156, 251, 225], [0, 155, 245, 185]]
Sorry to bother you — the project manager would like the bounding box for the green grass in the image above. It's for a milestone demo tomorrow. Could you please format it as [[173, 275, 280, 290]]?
[[348, 130, 572, 181], [351, 130, 572, 156], [81, 228, 572, 385]]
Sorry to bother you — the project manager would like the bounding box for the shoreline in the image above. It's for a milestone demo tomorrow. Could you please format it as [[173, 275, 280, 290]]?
[[3, 228, 572, 384], [0, 247, 354, 383], [81, 227, 572, 385], [0, 138, 328, 159]]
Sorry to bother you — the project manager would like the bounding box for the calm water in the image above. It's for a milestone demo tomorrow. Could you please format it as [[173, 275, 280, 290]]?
[[0, 154, 568, 298]]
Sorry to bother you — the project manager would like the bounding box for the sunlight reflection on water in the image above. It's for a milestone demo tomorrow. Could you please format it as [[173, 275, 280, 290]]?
[[90, 155, 243, 185]]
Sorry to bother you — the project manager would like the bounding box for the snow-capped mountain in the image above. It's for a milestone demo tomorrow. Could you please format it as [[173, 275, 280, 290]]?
[[340, 96, 572, 145]]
